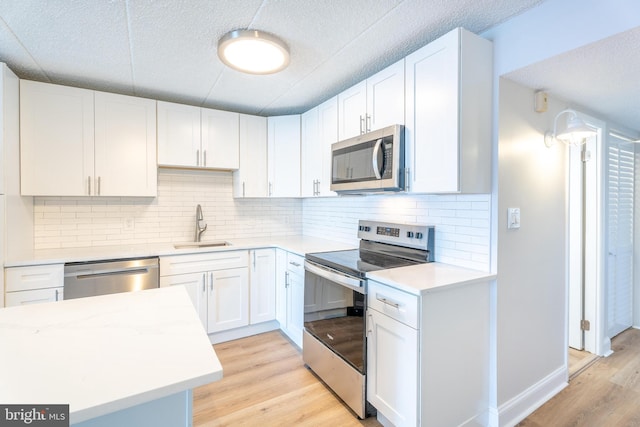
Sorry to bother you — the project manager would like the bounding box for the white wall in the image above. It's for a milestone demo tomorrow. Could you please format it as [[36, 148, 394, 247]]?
[[303, 194, 491, 271], [33, 169, 302, 249]]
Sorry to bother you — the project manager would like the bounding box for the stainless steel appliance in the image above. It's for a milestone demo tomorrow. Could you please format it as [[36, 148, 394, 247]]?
[[303, 220, 434, 418], [330, 124, 405, 193], [64, 257, 159, 300]]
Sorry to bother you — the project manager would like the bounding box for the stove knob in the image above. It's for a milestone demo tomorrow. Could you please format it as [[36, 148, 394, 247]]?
[[364, 226, 371, 232], [415, 232, 423, 239], [358, 225, 364, 231], [407, 231, 414, 238]]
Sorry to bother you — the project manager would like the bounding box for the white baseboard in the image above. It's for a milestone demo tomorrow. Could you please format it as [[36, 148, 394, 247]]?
[[208, 320, 280, 344], [495, 366, 567, 427]]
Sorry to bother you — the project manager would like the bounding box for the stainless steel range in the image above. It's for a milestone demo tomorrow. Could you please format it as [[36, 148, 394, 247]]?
[[303, 220, 434, 419]]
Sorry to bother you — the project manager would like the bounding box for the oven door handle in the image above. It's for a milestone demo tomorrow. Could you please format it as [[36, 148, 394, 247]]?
[[304, 260, 365, 293]]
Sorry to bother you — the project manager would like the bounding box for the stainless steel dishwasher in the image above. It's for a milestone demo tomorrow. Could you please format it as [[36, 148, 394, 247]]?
[[63, 257, 159, 300]]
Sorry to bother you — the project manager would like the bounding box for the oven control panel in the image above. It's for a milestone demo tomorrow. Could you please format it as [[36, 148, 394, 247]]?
[[357, 220, 434, 251]]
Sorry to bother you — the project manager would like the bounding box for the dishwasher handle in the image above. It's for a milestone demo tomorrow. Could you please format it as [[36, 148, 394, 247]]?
[[73, 267, 153, 280]]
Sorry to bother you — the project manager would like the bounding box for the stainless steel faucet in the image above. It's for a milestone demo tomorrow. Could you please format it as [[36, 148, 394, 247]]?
[[195, 204, 207, 242]]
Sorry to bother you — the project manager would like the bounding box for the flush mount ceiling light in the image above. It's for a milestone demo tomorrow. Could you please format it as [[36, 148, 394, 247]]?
[[544, 109, 597, 147], [217, 29, 290, 75]]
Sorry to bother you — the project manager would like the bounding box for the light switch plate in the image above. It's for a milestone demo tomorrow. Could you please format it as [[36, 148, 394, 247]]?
[[508, 208, 520, 229]]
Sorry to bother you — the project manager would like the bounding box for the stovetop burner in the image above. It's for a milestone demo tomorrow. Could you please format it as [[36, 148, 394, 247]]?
[[305, 248, 421, 278]]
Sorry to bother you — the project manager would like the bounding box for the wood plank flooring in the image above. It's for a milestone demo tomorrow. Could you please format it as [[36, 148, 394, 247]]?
[[519, 328, 640, 426], [193, 330, 381, 427], [568, 347, 599, 380]]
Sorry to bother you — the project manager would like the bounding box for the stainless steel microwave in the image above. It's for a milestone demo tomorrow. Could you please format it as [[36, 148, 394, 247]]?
[[330, 124, 405, 193]]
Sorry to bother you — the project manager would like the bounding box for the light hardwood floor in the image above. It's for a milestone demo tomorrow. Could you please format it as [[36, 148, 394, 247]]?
[[519, 328, 640, 426], [193, 330, 381, 427]]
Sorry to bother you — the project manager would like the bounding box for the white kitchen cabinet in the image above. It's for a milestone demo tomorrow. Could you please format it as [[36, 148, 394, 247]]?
[[5, 287, 64, 307], [207, 267, 249, 333], [4, 264, 65, 307], [249, 248, 276, 324], [301, 97, 338, 197], [160, 272, 207, 327], [267, 115, 301, 197], [367, 282, 419, 426], [338, 59, 404, 140], [159, 251, 249, 334], [276, 250, 304, 347], [20, 80, 157, 197], [405, 27, 492, 194], [233, 114, 268, 197], [157, 101, 240, 170]]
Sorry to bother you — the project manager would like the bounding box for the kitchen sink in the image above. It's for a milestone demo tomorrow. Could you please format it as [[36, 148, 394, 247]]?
[[173, 241, 232, 249]]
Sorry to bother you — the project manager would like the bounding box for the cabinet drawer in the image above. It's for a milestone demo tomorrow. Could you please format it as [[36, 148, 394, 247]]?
[[5, 264, 64, 292], [160, 251, 248, 276], [286, 252, 305, 276], [5, 287, 64, 307], [368, 280, 419, 328]]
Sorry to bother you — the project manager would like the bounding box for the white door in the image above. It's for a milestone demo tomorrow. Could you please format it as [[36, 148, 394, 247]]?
[[367, 308, 418, 426], [5, 287, 64, 307], [234, 114, 267, 197], [338, 80, 366, 140], [161, 272, 207, 329], [201, 108, 239, 169], [267, 115, 301, 197], [207, 268, 249, 333], [94, 91, 157, 196], [157, 101, 201, 168], [568, 143, 584, 350], [275, 249, 288, 327], [606, 137, 634, 338], [20, 80, 94, 196], [250, 249, 276, 324], [366, 59, 405, 132], [286, 269, 305, 348], [300, 106, 320, 197], [318, 97, 338, 196]]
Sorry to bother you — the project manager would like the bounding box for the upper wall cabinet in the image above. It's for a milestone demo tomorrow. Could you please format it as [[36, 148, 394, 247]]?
[[301, 97, 338, 197], [233, 114, 268, 198], [405, 28, 492, 194], [20, 80, 157, 197], [338, 59, 405, 140], [157, 101, 239, 170], [267, 115, 301, 197]]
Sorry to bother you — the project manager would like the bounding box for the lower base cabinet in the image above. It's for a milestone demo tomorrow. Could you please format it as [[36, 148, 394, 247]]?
[[276, 249, 304, 348]]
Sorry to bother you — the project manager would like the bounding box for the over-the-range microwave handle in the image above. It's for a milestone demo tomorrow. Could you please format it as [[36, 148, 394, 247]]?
[[304, 260, 365, 294], [372, 138, 383, 179]]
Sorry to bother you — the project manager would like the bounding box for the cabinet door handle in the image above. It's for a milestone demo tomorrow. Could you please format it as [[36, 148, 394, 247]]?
[[376, 294, 400, 308], [284, 271, 289, 287], [269, 182, 273, 197], [289, 261, 301, 267], [405, 167, 411, 191], [316, 180, 320, 196], [88, 176, 91, 195], [204, 150, 207, 167], [253, 251, 256, 269], [367, 313, 373, 335], [210, 272, 214, 291], [97, 176, 101, 196], [366, 114, 371, 132], [359, 115, 364, 135], [202, 273, 206, 292], [242, 182, 246, 197], [196, 149, 200, 167], [55, 289, 60, 301]]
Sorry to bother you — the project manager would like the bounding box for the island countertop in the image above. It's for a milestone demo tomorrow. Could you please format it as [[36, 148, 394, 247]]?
[[0, 286, 223, 424]]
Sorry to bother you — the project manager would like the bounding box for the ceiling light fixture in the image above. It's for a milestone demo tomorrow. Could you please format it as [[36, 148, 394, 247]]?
[[544, 109, 597, 147], [217, 29, 290, 75]]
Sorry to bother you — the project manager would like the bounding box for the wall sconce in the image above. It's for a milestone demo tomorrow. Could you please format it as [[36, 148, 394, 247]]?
[[544, 109, 596, 147], [218, 29, 290, 74]]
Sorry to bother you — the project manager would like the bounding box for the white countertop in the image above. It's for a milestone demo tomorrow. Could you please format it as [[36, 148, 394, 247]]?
[[367, 262, 496, 296], [0, 286, 223, 424], [4, 235, 354, 267]]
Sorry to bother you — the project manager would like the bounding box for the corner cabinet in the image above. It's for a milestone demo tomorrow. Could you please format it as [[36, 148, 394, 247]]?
[[404, 27, 492, 194], [338, 59, 404, 140], [301, 97, 338, 197], [20, 80, 157, 197], [267, 115, 301, 197], [157, 101, 240, 170], [233, 114, 268, 198]]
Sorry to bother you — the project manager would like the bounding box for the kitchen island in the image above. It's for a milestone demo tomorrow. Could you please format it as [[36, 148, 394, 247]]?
[[0, 286, 222, 426]]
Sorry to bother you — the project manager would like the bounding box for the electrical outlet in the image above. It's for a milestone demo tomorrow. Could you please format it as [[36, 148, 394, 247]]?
[[507, 208, 520, 229], [123, 217, 135, 231]]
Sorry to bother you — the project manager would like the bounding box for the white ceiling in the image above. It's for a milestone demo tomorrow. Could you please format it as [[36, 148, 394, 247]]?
[[505, 25, 640, 134], [0, 0, 544, 116]]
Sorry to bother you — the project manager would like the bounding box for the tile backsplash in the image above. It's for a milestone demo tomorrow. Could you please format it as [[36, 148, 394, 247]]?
[[34, 170, 302, 249], [303, 194, 491, 271], [34, 170, 491, 270]]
